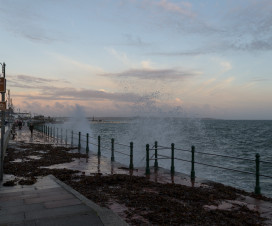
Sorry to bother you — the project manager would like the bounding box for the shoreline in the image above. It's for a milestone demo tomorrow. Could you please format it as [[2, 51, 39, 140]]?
[[1, 126, 272, 225]]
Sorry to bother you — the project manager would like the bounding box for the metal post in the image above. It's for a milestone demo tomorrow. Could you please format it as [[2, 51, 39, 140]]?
[[146, 144, 150, 175], [111, 138, 115, 161], [191, 146, 195, 180], [0, 62, 6, 181], [171, 143, 175, 175], [78, 132, 81, 151], [255, 153, 261, 195], [71, 131, 73, 146], [98, 136, 101, 156], [86, 133, 89, 153], [129, 142, 134, 170], [61, 128, 63, 144], [65, 129, 67, 146], [56, 128, 59, 143], [154, 141, 158, 168]]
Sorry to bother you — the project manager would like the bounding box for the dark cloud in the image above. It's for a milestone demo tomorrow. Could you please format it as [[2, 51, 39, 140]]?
[[8, 74, 69, 89], [230, 39, 272, 51], [13, 87, 141, 103], [102, 68, 200, 80]]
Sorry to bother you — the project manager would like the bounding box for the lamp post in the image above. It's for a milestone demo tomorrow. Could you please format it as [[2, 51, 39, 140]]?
[[0, 62, 6, 181]]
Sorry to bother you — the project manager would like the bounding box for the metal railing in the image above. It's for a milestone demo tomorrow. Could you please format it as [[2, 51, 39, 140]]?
[[35, 124, 272, 195], [145, 141, 272, 195], [34, 124, 134, 170]]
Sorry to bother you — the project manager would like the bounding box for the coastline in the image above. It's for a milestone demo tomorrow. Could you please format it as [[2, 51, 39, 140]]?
[[1, 126, 272, 225]]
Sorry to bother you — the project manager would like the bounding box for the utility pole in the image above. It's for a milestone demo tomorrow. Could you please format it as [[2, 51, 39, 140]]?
[[0, 62, 6, 180]]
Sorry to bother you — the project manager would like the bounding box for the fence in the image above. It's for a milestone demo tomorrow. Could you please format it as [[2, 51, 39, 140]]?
[[146, 141, 272, 195], [35, 124, 272, 195], [34, 124, 134, 170]]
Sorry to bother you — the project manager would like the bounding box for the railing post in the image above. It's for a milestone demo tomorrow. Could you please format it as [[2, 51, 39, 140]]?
[[154, 141, 158, 168], [98, 136, 101, 156], [56, 128, 59, 143], [129, 142, 134, 170], [61, 128, 63, 144], [111, 138, 115, 161], [86, 133, 89, 153], [65, 129, 67, 146], [50, 127, 52, 137], [171, 143, 175, 175], [255, 153, 261, 195], [191, 145, 195, 180], [53, 127, 55, 140], [71, 131, 73, 146], [78, 132, 81, 150], [146, 144, 150, 175]]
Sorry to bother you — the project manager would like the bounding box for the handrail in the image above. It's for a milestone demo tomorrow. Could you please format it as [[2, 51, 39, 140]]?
[[115, 141, 130, 148], [114, 150, 130, 156], [40, 124, 272, 196]]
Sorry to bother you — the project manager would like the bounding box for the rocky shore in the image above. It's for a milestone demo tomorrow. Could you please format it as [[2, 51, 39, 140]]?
[[2, 127, 272, 225]]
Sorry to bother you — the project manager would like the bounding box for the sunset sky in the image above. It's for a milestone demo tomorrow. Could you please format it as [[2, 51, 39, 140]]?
[[0, 0, 272, 119]]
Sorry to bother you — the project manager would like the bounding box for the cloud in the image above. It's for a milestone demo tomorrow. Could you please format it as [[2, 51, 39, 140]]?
[[148, 0, 272, 55], [156, 0, 195, 17], [52, 53, 105, 74], [12, 86, 141, 103], [149, 49, 208, 56], [102, 68, 201, 80], [123, 34, 150, 47], [220, 61, 232, 73], [8, 74, 69, 89], [141, 61, 153, 69], [106, 47, 134, 67], [0, 2, 62, 43], [230, 39, 272, 51]]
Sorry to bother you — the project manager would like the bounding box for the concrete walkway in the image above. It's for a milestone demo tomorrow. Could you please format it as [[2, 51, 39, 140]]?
[[0, 172, 127, 226], [0, 174, 128, 226]]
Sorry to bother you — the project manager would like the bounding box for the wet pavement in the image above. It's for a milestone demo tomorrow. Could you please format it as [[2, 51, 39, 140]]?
[[0, 127, 127, 226], [1, 126, 272, 225]]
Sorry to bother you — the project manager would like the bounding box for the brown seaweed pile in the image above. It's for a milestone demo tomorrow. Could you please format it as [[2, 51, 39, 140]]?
[[66, 173, 264, 225], [3, 142, 268, 225]]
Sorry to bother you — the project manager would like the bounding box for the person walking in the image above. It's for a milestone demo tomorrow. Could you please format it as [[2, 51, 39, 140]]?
[[29, 123, 34, 136]]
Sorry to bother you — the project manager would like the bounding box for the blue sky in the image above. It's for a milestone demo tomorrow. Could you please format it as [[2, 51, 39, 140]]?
[[0, 0, 272, 119]]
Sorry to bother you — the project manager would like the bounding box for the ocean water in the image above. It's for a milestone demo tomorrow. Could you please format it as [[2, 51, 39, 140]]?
[[53, 117, 272, 197]]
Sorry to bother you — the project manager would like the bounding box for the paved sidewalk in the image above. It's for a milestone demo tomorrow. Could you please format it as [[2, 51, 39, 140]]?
[[0, 174, 128, 226]]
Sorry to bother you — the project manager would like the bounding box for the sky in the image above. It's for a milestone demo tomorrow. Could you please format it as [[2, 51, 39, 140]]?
[[0, 0, 272, 119]]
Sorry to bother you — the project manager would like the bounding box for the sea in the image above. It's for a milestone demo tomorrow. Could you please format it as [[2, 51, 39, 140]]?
[[51, 117, 272, 198]]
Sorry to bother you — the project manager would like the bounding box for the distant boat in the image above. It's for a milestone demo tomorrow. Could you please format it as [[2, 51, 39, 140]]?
[[92, 116, 102, 122]]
